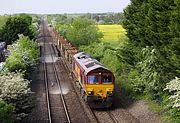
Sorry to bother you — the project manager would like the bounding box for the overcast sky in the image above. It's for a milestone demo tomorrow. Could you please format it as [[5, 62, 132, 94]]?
[[0, 0, 131, 15]]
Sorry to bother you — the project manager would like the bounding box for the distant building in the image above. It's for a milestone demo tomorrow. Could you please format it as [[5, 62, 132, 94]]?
[[97, 20, 105, 24]]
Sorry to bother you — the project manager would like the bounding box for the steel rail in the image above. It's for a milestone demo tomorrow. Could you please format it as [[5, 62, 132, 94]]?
[[58, 57, 100, 123], [42, 22, 52, 123], [48, 30, 71, 123]]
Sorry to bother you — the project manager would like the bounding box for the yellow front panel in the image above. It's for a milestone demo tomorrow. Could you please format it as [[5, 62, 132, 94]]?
[[86, 84, 114, 98]]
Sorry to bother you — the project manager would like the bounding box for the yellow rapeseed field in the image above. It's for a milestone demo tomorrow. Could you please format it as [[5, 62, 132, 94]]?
[[97, 25, 127, 43]]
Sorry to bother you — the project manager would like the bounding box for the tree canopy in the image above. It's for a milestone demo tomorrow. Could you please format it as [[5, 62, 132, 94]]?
[[0, 14, 35, 44], [65, 17, 103, 47], [5, 35, 39, 72], [123, 0, 180, 121], [123, 0, 180, 96]]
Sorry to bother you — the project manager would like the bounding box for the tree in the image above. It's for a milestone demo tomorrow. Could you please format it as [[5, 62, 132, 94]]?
[[55, 14, 67, 23], [94, 15, 100, 22], [168, 0, 180, 74], [5, 35, 39, 72], [0, 14, 35, 44], [80, 13, 92, 19], [65, 17, 103, 47], [123, 0, 149, 47], [123, 0, 179, 97]]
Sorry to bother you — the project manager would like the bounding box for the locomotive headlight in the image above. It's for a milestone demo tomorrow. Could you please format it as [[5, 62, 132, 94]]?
[[107, 91, 113, 95], [87, 91, 93, 95]]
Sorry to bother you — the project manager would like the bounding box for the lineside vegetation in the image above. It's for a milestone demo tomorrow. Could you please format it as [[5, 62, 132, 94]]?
[[54, 1, 180, 121], [0, 14, 40, 123]]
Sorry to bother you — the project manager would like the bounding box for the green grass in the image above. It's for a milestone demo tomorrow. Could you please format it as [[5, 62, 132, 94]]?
[[97, 24, 127, 44]]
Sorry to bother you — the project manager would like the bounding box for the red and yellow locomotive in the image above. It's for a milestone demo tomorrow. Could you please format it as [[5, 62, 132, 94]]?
[[51, 26, 115, 108], [73, 52, 114, 108]]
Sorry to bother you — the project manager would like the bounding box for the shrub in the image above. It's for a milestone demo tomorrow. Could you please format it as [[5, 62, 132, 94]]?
[[5, 35, 39, 72], [0, 71, 33, 121], [0, 72, 30, 100], [165, 77, 180, 108], [0, 100, 15, 123]]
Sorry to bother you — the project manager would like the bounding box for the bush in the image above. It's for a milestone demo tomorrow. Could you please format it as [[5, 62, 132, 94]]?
[[0, 72, 30, 100], [5, 35, 39, 72], [4, 52, 27, 72], [0, 71, 33, 121], [165, 77, 180, 108], [0, 100, 15, 123]]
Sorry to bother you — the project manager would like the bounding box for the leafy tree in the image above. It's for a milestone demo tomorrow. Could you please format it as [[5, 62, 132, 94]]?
[[5, 35, 39, 72], [123, 0, 179, 96], [0, 100, 15, 123], [123, 0, 150, 47], [80, 42, 122, 76], [168, 0, 180, 74], [56, 23, 69, 38], [0, 14, 35, 44], [123, 0, 180, 121], [94, 15, 100, 22], [65, 17, 103, 47], [80, 13, 92, 19], [19, 13, 32, 25], [55, 14, 67, 24]]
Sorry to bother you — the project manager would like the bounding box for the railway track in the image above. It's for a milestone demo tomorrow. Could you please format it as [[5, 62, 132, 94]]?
[[55, 35, 133, 123], [42, 22, 71, 123], [91, 109, 119, 123], [107, 111, 119, 123], [56, 55, 99, 123], [56, 37, 120, 123], [42, 21, 138, 123]]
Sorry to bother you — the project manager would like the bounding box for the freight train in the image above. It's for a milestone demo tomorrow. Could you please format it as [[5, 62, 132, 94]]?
[[51, 27, 115, 108]]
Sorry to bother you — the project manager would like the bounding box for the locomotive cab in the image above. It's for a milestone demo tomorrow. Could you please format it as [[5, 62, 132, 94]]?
[[85, 69, 114, 108], [73, 52, 115, 108]]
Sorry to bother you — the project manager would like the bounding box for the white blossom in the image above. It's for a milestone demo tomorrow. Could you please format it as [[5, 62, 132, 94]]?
[[165, 77, 180, 108], [0, 72, 30, 100]]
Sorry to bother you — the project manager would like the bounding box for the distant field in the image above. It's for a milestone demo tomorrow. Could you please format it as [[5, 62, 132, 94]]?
[[97, 25, 127, 43]]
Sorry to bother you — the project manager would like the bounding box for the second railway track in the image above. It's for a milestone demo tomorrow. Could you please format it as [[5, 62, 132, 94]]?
[[42, 21, 71, 123]]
